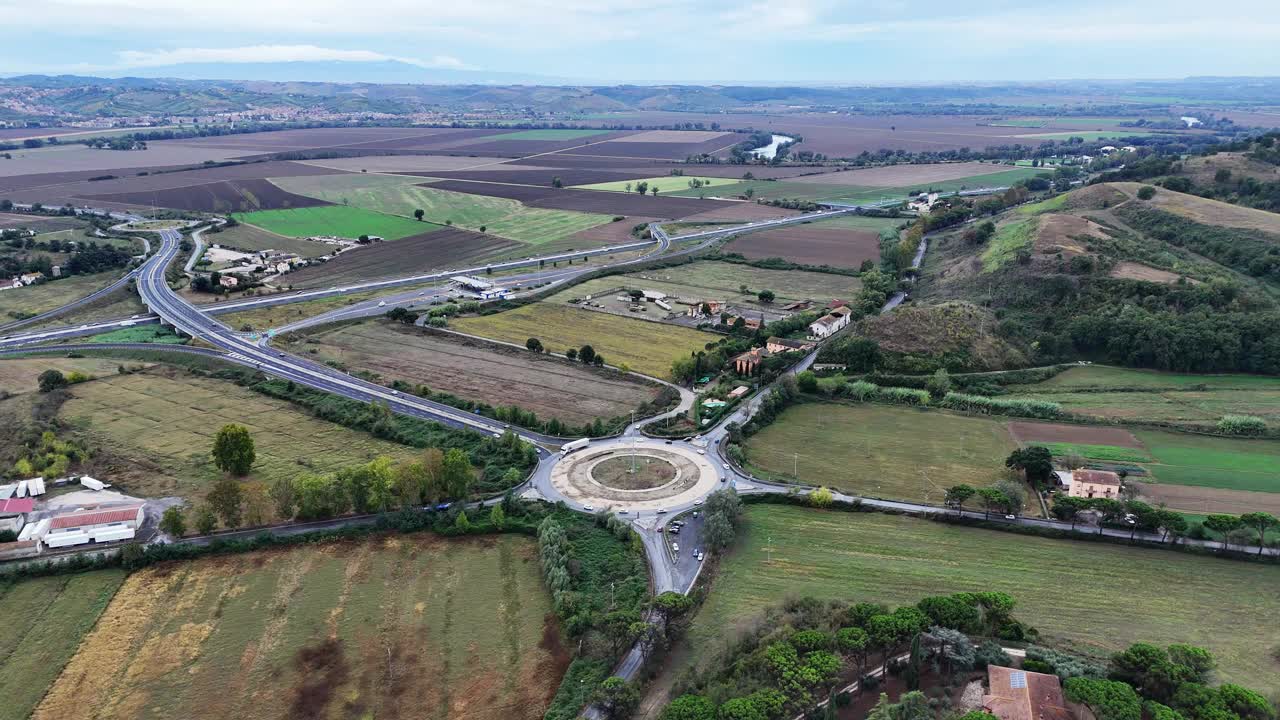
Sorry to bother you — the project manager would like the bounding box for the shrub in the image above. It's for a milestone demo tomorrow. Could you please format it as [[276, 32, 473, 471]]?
[[939, 392, 1061, 419], [1137, 185, 1157, 200], [1217, 415, 1267, 436]]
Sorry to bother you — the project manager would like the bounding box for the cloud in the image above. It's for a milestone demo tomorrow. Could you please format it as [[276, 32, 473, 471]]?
[[115, 44, 468, 70]]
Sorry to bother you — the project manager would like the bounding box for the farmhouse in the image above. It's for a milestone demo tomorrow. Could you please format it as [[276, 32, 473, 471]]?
[[728, 386, 750, 399], [1069, 469, 1122, 499], [733, 347, 768, 376], [982, 665, 1070, 720], [766, 336, 815, 354], [43, 504, 145, 549], [687, 299, 724, 318], [19, 271, 44, 285], [808, 306, 853, 339], [219, 275, 240, 288]]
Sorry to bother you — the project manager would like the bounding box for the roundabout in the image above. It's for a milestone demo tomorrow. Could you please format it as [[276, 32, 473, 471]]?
[[548, 439, 722, 512]]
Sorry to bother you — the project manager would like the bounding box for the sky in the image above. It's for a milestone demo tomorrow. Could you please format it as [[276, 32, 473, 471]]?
[[2, 0, 1278, 85]]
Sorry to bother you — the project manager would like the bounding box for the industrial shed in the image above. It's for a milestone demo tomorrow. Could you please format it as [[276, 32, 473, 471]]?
[[42, 504, 145, 549]]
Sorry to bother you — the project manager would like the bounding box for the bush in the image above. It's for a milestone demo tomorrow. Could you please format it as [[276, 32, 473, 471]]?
[[938, 392, 1062, 419], [1217, 415, 1267, 436], [1137, 185, 1157, 200]]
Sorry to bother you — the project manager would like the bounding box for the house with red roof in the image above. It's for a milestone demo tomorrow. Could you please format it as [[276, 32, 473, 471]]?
[[43, 504, 145, 549]]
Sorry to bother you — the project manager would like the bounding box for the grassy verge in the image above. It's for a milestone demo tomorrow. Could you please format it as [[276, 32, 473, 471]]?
[[689, 504, 1280, 694]]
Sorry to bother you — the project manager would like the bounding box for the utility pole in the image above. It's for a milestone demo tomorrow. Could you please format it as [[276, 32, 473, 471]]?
[[794, 452, 799, 479]]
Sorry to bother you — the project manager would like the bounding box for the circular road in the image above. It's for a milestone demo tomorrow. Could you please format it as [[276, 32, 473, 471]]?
[[549, 439, 722, 512]]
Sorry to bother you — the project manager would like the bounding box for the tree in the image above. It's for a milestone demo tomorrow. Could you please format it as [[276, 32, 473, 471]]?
[[809, 486, 833, 508], [206, 477, 244, 528], [757, 289, 775, 303], [1052, 495, 1091, 530], [945, 484, 976, 513], [1137, 185, 1157, 200], [925, 368, 951, 399], [526, 337, 543, 352], [565, 348, 578, 361], [37, 369, 67, 393], [413, 208, 424, 221], [193, 504, 218, 535], [592, 676, 640, 720], [976, 487, 1010, 519], [159, 506, 187, 537], [442, 448, 472, 499], [454, 509, 471, 532], [579, 345, 596, 364], [551, 176, 563, 188], [241, 481, 272, 526], [1203, 514, 1242, 549], [796, 370, 819, 393], [212, 424, 255, 476], [1238, 512, 1278, 555], [489, 502, 506, 529], [1064, 678, 1142, 720], [270, 476, 296, 520], [659, 695, 715, 720], [1006, 446, 1054, 487], [866, 691, 931, 720]]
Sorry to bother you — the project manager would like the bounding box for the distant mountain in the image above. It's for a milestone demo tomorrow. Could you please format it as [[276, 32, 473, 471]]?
[[109, 60, 579, 86]]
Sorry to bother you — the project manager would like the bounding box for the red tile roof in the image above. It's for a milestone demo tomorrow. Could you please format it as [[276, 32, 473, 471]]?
[[0, 498, 34, 514], [1072, 469, 1121, 486], [49, 505, 143, 530], [983, 665, 1071, 720]]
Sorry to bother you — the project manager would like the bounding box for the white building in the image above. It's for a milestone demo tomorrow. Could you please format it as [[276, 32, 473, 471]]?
[[43, 504, 145, 549], [0, 498, 33, 535], [807, 306, 853, 339]]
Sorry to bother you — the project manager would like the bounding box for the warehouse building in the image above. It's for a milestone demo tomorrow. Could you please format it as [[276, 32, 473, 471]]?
[[42, 504, 145, 549]]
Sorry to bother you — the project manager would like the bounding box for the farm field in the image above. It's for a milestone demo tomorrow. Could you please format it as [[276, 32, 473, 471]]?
[[562, 260, 862, 307], [271, 174, 613, 246], [0, 571, 128, 720], [232, 205, 429, 241], [724, 223, 884, 268], [0, 357, 133, 395], [786, 162, 1032, 187], [33, 535, 565, 720], [83, 178, 326, 213], [0, 271, 121, 322], [668, 169, 1045, 203], [688, 505, 1280, 694], [1017, 130, 1158, 141], [27, 288, 148, 330], [1109, 182, 1280, 234], [452, 302, 717, 379], [1006, 365, 1280, 431], [204, 223, 335, 258], [85, 325, 185, 344], [423, 179, 735, 220], [743, 404, 1022, 506], [294, 322, 663, 426], [58, 368, 420, 505], [1134, 429, 1280, 494], [573, 175, 741, 193], [283, 228, 519, 288], [216, 288, 400, 331], [489, 128, 613, 141]]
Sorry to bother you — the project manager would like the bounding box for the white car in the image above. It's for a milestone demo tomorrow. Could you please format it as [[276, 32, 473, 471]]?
[[694, 499, 703, 506], [722, 463, 730, 470], [377, 300, 387, 307], [697, 449, 705, 455], [130, 314, 140, 319], [390, 390, 400, 396], [656, 508, 667, 514], [583, 505, 595, 513]]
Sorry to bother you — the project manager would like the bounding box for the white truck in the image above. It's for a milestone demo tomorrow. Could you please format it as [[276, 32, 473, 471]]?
[[560, 438, 590, 456]]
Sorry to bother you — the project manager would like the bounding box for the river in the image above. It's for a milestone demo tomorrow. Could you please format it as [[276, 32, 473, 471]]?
[[747, 134, 795, 159]]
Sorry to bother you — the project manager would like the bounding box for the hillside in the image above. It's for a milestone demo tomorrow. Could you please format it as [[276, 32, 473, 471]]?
[[906, 182, 1280, 374]]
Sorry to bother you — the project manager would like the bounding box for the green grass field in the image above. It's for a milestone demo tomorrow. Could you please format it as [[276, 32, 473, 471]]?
[[743, 404, 1021, 506], [981, 218, 1036, 270], [270, 175, 611, 246], [668, 168, 1045, 204], [59, 369, 420, 506], [1020, 131, 1158, 141], [1008, 365, 1280, 428], [205, 223, 334, 258], [232, 205, 430, 241], [86, 325, 185, 344], [489, 128, 613, 141], [452, 303, 717, 379], [573, 176, 741, 193], [0, 571, 127, 720], [547, 261, 861, 309], [32, 536, 562, 720], [1136, 430, 1280, 493], [689, 505, 1280, 693], [0, 271, 120, 321], [1029, 365, 1280, 390], [1038, 442, 1153, 463], [806, 214, 905, 232]]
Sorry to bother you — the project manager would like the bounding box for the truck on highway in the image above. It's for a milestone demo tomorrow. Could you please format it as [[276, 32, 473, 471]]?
[[560, 438, 590, 456]]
